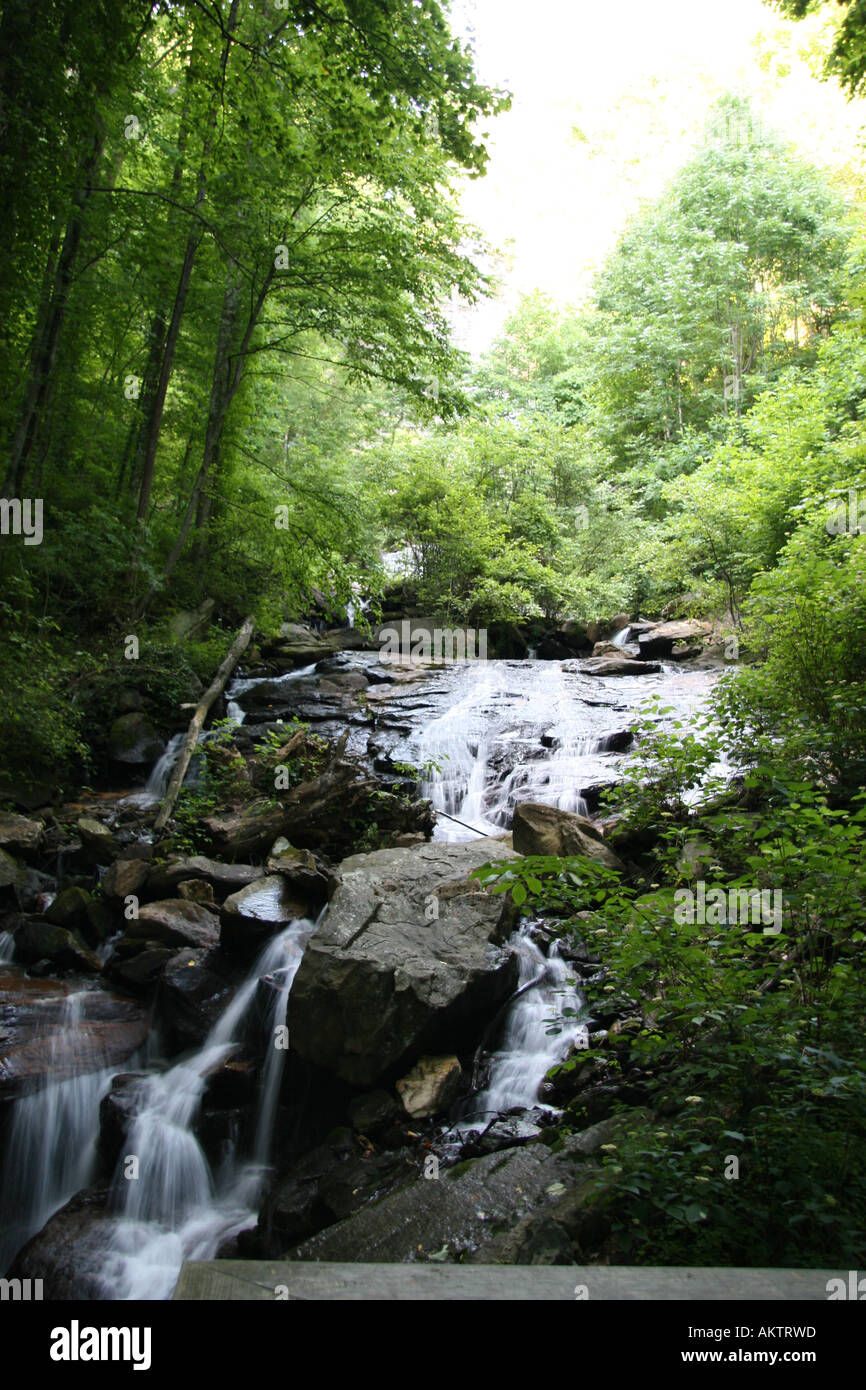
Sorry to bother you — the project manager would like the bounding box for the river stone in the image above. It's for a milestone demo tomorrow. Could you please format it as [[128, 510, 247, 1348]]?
[[101, 857, 150, 899], [177, 878, 216, 905], [220, 876, 313, 955], [396, 1055, 462, 1118], [289, 839, 520, 1088], [0, 812, 44, 856], [76, 817, 119, 863], [110, 944, 176, 987], [128, 899, 220, 950], [108, 711, 164, 764], [146, 855, 264, 901], [44, 886, 92, 928], [578, 656, 662, 677], [511, 803, 624, 871]]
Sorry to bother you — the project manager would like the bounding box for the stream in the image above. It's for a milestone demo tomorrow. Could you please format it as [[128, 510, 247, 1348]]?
[[0, 645, 719, 1295]]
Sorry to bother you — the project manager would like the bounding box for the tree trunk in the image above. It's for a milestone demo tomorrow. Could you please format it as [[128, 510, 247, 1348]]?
[[153, 614, 255, 834]]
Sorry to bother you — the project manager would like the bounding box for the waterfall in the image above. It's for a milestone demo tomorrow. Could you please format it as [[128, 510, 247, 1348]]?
[[414, 661, 610, 838], [0, 931, 14, 963], [610, 626, 631, 647], [461, 930, 587, 1124], [0, 991, 117, 1273], [96, 915, 317, 1300], [226, 662, 318, 723]]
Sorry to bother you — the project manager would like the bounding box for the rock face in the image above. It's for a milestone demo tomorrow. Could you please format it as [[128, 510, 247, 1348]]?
[[396, 1055, 462, 1118], [511, 803, 624, 871], [286, 1117, 629, 1265], [289, 840, 520, 1087]]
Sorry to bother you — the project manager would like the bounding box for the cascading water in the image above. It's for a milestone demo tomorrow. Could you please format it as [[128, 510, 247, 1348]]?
[[413, 660, 623, 838], [460, 929, 587, 1125], [95, 914, 317, 1300], [0, 991, 118, 1272], [0, 931, 14, 963]]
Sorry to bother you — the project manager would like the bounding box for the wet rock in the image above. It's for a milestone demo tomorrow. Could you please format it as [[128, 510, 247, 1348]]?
[[157, 948, 237, 1046], [261, 1137, 421, 1251], [0, 813, 44, 857], [108, 711, 164, 765], [511, 803, 624, 871], [146, 855, 264, 901], [290, 840, 521, 1088], [636, 631, 674, 660], [202, 1050, 258, 1108], [220, 876, 314, 956], [0, 979, 148, 1097], [99, 1072, 149, 1171], [109, 944, 175, 987], [396, 1055, 462, 1118], [128, 899, 220, 950], [11, 919, 103, 974], [8, 1186, 115, 1299], [286, 1121, 621, 1264], [101, 858, 150, 899], [348, 1090, 402, 1137], [76, 817, 119, 864], [579, 656, 662, 677]]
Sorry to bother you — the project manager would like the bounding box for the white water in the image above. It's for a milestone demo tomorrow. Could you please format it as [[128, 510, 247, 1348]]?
[[97, 915, 317, 1300], [414, 661, 618, 839], [0, 931, 15, 963], [610, 626, 631, 648], [225, 661, 318, 723], [461, 930, 587, 1124], [0, 992, 117, 1272]]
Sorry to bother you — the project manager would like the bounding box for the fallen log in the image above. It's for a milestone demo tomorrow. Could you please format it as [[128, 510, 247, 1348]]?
[[153, 615, 255, 835]]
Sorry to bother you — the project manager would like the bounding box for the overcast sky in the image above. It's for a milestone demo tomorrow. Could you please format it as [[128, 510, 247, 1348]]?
[[445, 0, 865, 351]]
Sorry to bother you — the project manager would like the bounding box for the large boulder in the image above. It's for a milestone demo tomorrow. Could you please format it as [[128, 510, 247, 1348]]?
[[511, 803, 624, 871], [396, 1055, 462, 1118], [145, 855, 264, 902], [156, 948, 237, 1046], [108, 712, 164, 765], [76, 817, 119, 864], [286, 1118, 626, 1265], [126, 899, 220, 950], [579, 656, 662, 677], [220, 876, 315, 956], [101, 858, 150, 900], [289, 840, 521, 1087], [11, 919, 103, 973], [0, 813, 44, 857]]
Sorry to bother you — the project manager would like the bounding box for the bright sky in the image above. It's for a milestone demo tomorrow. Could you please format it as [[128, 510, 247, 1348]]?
[[446, 0, 866, 352]]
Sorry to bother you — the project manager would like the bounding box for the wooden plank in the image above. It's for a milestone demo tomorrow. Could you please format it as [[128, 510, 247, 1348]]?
[[173, 1262, 838, 1301]]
